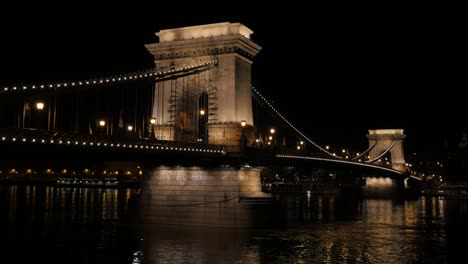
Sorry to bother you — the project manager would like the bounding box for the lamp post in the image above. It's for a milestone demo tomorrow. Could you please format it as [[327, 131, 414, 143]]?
[[150, 117, 156, 139], [35, 102, 45, 130], [268, 127, 276, 147], [127, 125, 133, 137], [198, 109, 207, 143], [240, 120, 247, 149], [98, 119, 106, 136]]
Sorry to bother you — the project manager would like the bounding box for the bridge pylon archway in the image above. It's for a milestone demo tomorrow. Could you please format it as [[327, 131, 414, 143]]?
[[367, 129, 407, 172], [145, 22, 261, 152]]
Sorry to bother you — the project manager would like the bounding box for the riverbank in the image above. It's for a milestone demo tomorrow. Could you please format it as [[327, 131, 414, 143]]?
[[422, 184, 468, 198], [0, 174, 140, 188]]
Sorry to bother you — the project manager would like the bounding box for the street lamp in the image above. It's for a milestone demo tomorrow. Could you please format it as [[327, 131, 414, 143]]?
[[127, 125, 133, 137], [240, 120, 247, 149], [98, 120, 107, 136], [36, 102, 44, 110], [268, 128, 276, 146], [34, 102, 45, 129], [150, 117, 156, 139], [200, 109, 205, 116]]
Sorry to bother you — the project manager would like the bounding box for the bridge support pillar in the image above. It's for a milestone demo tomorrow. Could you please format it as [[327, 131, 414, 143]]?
[[367, 129, 407, 172], [145, 22, 261, 151], [140, 166, 276, 228], [208, 122, 255, 152]]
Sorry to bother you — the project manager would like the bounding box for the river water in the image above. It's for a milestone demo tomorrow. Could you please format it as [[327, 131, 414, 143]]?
[[0, 185, 466, 263]]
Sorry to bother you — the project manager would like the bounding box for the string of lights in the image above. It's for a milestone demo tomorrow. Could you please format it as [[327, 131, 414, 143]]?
[[0, 135, 224, 154], [276, 154, 403, 174], [1, 60, 218, 94], [251, 86, 340, 159]]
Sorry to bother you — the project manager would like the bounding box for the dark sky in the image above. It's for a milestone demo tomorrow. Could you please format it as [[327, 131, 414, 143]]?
[[0, 3, 465, 153]]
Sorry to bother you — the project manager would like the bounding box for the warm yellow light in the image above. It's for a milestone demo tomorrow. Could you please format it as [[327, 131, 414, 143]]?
[[150, 117, 156, 125], [99, 120, 106, 127], [26, 169, 33, 174], [61, 169, 67, 174], [268, 136, 273, 140], [125, 170, 132, 175], [127, 125, 133, 131], [297, 146, 301, 150], [270, 128, 275, 134], [325, 145, 330, 150], [36, 102, 44, 110], [342, 149, 346, 153], [300, 141, 304, 145], [200, 109, 205, 115], [138, 170, 143, 175], [241, 120, 246, 127]]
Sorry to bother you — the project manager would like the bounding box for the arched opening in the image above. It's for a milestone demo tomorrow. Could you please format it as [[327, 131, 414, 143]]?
[[197, 92, 209, 143]]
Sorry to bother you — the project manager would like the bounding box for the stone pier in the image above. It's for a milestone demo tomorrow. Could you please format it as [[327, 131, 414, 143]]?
[[140, 166, 276, 228]]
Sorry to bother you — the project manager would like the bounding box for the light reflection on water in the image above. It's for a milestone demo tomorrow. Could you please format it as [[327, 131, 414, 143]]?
[[0, 185, 467, 263]]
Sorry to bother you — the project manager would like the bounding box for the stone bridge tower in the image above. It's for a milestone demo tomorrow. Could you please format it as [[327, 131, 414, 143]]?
[[145, 22, 261, 151], [367, 129, 407, 172]]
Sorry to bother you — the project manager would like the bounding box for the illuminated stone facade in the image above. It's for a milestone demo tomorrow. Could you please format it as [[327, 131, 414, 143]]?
[[367, 129, 406, 172], [145, 22, 261, 151], [140, 166, 271, 227]]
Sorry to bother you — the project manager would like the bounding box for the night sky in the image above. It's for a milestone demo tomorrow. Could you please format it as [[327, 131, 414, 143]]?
[[0, 3, 465, 153]]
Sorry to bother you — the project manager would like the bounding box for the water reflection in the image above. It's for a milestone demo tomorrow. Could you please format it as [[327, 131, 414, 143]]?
[[0, 185, 467, 263], [0, 185, 140, 263]]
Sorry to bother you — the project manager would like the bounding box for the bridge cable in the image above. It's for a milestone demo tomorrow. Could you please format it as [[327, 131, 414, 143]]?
[[350, 142, 377, 161], [251, 86, 341, 159], [1, 60, 218, 95], [365, 140, 396, 163]]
